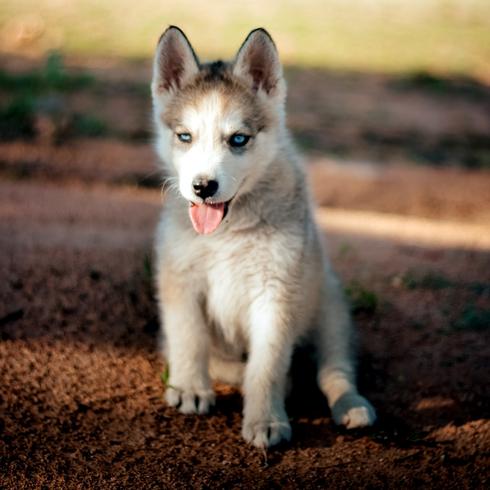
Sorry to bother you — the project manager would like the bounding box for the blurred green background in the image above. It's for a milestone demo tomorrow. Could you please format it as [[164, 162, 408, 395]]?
[[1, 0, 489, 78]]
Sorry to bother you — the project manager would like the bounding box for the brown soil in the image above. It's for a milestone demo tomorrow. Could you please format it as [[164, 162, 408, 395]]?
[[1, 58, 489, 488]]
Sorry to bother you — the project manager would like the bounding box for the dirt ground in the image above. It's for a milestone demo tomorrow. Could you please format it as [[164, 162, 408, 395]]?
[[0, 57, 489, 488]]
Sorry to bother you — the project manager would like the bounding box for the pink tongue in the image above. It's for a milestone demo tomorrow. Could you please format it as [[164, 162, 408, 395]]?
[[189, 203, 225, 234]]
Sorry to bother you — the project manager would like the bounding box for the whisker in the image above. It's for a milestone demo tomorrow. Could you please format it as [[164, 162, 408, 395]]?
[[160, 176, 180, 202]]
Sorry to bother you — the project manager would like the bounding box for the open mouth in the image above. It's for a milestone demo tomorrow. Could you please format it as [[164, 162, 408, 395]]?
[[188, 200, 231, 235]]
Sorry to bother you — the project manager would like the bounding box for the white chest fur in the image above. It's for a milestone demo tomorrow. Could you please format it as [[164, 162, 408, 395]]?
[[203, 233, 263, 353], [205, 226, 306, 349]]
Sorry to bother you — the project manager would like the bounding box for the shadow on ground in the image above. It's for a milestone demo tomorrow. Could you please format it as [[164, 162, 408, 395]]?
[[1, 53, 489, 168]]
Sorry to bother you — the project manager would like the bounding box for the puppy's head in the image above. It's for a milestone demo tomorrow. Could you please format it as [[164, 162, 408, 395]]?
[[151, 26, 286, 234]]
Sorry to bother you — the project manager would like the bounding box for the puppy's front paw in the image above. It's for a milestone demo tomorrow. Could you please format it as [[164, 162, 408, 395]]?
[[165, 386, 215, 414], [242, 416, 292, 448], [331, 393, 376, 429]]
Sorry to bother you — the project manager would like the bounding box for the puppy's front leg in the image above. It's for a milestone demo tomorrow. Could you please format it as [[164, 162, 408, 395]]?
[[242, 296, 293, 448], [317, 270, 376, 429], [160, 281, 215, 414]]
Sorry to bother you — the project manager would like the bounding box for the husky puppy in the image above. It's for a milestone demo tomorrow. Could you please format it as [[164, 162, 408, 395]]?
[[151, 26, 376, 448]]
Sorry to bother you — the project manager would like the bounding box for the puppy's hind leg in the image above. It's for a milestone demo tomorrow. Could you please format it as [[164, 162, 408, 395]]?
[[209, 355, 245, 387], [316, 269, 376, 429]]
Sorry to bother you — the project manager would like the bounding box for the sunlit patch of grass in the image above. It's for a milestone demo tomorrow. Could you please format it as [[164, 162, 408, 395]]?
[[1, 1, 489, 78]]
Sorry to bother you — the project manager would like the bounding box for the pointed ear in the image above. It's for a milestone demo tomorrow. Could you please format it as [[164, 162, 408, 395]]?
[[233, 28, 283, 96], [152, 26, 200, 95]]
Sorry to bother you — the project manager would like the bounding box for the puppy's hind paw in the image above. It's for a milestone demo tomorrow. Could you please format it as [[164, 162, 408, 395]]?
[[331, 393, 376, 429], [165, 386, 215, 414]]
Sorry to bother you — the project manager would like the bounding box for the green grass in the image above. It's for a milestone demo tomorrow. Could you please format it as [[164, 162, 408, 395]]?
[[337, 242, 354, 259], [0, 52, 93, 93], [401, 271, 453, 290], [142, 252, 153, 283], [0, 95, 35, 139], [345, 281, 378, 315], [71, 113, 107, 137], [1, 1, 489, 78], [399, 274, 489, 334], [451, 306, 489, 332], [0, 52, 104, 140], [392, 71, 490, 101], [160, 365, 177, 391], [160, 366, 170, 387]]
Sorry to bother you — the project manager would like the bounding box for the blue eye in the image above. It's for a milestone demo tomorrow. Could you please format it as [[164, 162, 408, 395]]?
[[177, 133, 192, 143], [229, 133, 250, 148]]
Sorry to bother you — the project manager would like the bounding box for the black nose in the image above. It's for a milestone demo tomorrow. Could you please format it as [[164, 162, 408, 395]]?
[[192, 177, 219, 199]]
